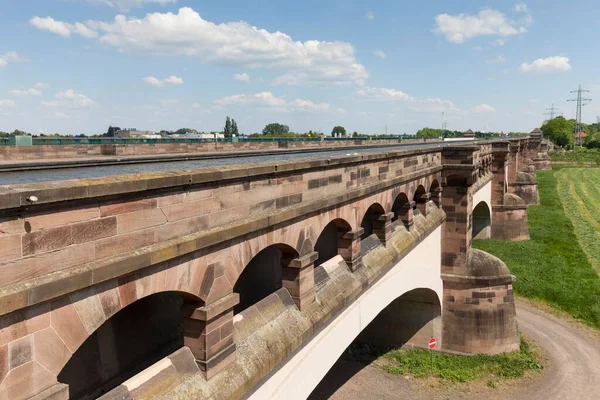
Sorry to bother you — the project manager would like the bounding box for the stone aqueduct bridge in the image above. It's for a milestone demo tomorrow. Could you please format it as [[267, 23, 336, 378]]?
[[0, 137, 549, 400]]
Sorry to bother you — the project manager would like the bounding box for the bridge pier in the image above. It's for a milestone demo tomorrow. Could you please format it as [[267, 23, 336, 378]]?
[[440, 145, 520, 355], [490, 142, 530, 241], [183, 294, 239, 379]]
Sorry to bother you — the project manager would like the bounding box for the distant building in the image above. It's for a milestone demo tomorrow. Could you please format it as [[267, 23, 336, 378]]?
[[530, 128, 542, 138], [116, 129, 161, 139], [169, 132, 225, 140], [463, 129, 475, 138], [574, 131, 587, 142]]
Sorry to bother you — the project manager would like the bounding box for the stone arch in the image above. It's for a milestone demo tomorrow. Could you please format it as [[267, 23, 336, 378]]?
[[314, 218, 352, 267], [354, 287, 441, 349], [391, 192, 410, 222], [472, 201, 491, 240], [412, 184, 427, 204], [360, 202, 385, 240], [233, 243, 299, 313], [57, 290, 199, 399]]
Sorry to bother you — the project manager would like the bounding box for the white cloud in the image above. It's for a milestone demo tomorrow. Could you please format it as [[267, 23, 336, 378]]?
[[233, 72, 250, 82], [434, 9, 529, 44], [0, 51, 29, 67], [32, 7, 368, 86], [493, 39, 505, 47], [471, 104, 496, 113], [30, 17, 99, 38], [513, 3, 530, 13], [41, 100, 58, 107], [409, 98, 459, 113], [55, 89, 95, 107], [520, 56, 571, 72], [355, 86, 414, 102], [365, 11, 375, 21], [142, 75, 184, 86], [214, 91, 333, 113], [0, 100, 16, 108], [485, 55, 506, 64], [373, 49, 386, 60], [34, 82, 50, 89], [10, 88, 43, 96], [84, 0, 177, 12], [49, 112, 70, 119], [192, 102, 200, 108]]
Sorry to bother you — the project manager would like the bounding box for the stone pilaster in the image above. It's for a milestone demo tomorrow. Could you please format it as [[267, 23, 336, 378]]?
[[338, 228, 364, 272], [282, 251, 318, 310], [373, 212, 393, 246], [432, 187, 443, 209], [396, 201, 415, 230], [183, 293, 238, 379], [415, 192, 433, 217]]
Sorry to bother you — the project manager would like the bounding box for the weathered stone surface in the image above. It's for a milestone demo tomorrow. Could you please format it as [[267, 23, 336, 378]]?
[[8, 335, 32, 370], [72, 217, 117, 244], [0, 235, 21, 263], [33, 328, 71, 375], [100, 198, 157, 217], [50, 297, 88, 353], [0, 361, 56, 400], [117, 208, 167, 234]]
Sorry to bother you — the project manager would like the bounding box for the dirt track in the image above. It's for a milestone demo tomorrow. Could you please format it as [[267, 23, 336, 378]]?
[[309, 302, 600, 400]]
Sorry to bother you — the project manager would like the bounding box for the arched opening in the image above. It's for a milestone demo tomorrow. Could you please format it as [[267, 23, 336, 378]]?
[[58, 292, 188, 399], [472, 201, 492, 240], [315, 219, 352, 267], [391, 193, 410, 223], [360, 203, 385, 240], [413, 185, 426, 210], [308, 288, 441, 399], [234, 244, 298, 313]]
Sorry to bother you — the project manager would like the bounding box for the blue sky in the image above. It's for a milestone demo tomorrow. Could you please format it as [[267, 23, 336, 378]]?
[[1, 0, 599, 135]]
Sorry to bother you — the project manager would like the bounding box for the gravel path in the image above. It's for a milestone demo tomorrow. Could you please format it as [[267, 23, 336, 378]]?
[[309, 302, 600, 400]]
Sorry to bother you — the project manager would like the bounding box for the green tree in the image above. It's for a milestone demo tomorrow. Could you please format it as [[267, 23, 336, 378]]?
[[106, 126, 121, 137], [541, 116, 574, 148], [415, 127, 442, 138], [224, 116, 232, 138], [352, 131, 359, 137], [231, 119, 239, 136], [262, 123, 290, 136], [331, 126, 346, 137]]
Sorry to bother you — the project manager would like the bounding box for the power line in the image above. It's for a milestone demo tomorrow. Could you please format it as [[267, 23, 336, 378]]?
[[544, 103, 560, 120], [568, 85, 592, 146]]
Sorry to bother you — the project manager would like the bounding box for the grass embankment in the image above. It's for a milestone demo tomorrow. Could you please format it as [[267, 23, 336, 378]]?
[[383, 338, 541, 385], [550, 148, 600, 163], [557, 168, 600, 272], [474, 168, 600, 329]]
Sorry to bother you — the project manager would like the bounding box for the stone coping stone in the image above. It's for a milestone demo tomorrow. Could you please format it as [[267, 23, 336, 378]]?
[[0, 147, 442, 211], [441, 273, 516, 286], [0, 164, 443, 317]]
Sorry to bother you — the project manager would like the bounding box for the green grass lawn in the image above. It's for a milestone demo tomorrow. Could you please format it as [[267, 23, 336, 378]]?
[[557, 168, 600, 272], [474, 168, 600, 329], [382, 337, 541, 383]]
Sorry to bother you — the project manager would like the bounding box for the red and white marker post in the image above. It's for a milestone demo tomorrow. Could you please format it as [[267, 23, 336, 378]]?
[[428, 337, 437, 374]]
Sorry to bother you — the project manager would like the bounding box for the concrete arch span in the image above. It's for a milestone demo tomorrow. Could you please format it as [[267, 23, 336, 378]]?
[[247, 225, 442, 400]]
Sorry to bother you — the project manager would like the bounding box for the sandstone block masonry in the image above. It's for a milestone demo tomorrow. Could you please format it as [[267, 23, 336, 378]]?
[[0, 138, 441, 161], [0, 137, 547, 399]]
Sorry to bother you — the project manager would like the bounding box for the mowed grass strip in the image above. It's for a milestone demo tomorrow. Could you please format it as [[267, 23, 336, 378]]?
[[557, 168, 600, 272], [473, 169, 600, 329]]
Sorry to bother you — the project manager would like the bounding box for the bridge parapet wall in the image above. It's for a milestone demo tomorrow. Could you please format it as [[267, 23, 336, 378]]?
[[0, 138, 442, 161]]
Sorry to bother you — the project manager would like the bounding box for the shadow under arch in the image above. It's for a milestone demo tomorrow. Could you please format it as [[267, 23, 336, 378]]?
[[360, 202, 385, 240], [308, 288, 441, 399], [413, 184, 427, 205], [58, 290, 200, 400], [234, 243, 299, 314], [391, 192, 410, 223], [314, 218, 352, 267], [472, 201, 491, 239]]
